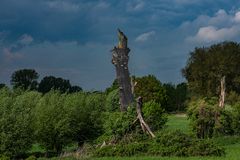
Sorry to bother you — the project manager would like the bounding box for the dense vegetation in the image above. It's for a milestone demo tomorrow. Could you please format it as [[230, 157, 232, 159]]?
[[0, 41, 240, 159]]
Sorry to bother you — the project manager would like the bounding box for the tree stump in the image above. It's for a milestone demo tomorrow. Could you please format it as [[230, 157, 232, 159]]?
[[111, 29, 134, 112]]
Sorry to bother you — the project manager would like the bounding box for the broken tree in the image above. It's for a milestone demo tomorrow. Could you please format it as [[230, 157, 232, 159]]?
[[111, 29, 155, 138], [111, 29, 134, 112]]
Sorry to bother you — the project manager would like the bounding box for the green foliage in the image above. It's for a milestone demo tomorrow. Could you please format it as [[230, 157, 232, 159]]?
[[105, 79, 119, 94], [187, 98, 217, 138], [95, 130, 224, 157], [34, 91, 74, 153], [65, 92, 105, 146], [103, 108, 136, 140], [0, 84, 6, 90], [94, 143, 148, 157], [0, 89, 41, 158], [231, 103, 240, 135], [142, 101, 167, 131], [187, 97, 237, 138], [134, 75, 167, 108], [38, 76, 82, 94], [25, 155, 37, 160], [183, 42, 240, 97], [34, 91, 105, 153], [105, 89, 119, 112], [226, 91, 240, 105], [149, 130, 224, 157], [11, 69, 39, 90], [163, 83, 188, 112], [0, 155, 10, 160]]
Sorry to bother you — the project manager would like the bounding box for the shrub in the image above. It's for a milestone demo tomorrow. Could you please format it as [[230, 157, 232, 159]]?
[[0, 89, 40, 158], [0, 155, 10, 160], [34, 91, 73, 154], [95, 130, 225, 157], [187, 97, 217, 138], [105, 89, 119, 112], [102, 107, 136, 140], [188, 97, 238, 137], [150, 130, 224, 156], [232, 103, 240, 134], [25, 155, 37, 160], [64, 92, 105, 146], [142, 101, 167, 131]]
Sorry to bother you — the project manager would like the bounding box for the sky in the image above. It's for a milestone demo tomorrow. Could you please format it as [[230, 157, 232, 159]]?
[[1, 0, 240, 91]]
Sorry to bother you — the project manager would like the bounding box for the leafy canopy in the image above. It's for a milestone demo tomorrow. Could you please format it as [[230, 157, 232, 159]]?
[[182, 41, 240, 97]]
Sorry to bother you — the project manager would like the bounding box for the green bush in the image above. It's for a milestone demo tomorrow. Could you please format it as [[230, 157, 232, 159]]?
[[232, 103, 240, 134], [0, 89, 40, 158], [0, 155, 10, 160], [105, 89, 119, 112], [187, 97, 217, 138], [103, 107, 136, 140], [34, 91, 73, 154], [142, 101, 167, 131], [34, 91, 105, 154], [152, 130, 224, 156], [25, 155, 37, 160], [95, 130, 225, 157], [64, 92, 105, 146], [187, 97, 239, 137]]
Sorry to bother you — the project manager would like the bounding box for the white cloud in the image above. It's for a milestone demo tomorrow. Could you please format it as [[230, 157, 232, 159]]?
[[18, 34, 33, 45], [234, 11, 240, 23], [2, 48, 23, 61], [135, 31, 156, 42], [174, 0, 201, 5], [186, 26, 240, 43], [127, 0, 145, 12], [94, 1, 110, 10], [184, 9, 240, 43], [46, 1, 80, 12]]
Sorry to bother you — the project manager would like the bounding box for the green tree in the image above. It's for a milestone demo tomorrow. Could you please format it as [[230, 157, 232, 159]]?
[[182, 41, 240, 97], [0, 83, 6, 89], [34, 91, 72, 154], [38, 76, 72, 94], [64, 92, 105, 146], [175, 83, 187, 111], [69, 85, 82, 93], [134, 75, 167, 108], [163, 83, 176, 112], [11, 69, 39, 90]]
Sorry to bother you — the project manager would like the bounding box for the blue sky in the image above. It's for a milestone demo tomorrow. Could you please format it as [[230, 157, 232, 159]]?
[[1, 0, 240, 90]]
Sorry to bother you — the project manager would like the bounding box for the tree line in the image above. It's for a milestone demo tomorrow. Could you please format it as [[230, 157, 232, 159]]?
[[0, 69, 82, 93]]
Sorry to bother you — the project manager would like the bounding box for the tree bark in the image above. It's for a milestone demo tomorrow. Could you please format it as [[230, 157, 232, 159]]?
[[112, 30, 134, 112], [219, 76, 225, 108]]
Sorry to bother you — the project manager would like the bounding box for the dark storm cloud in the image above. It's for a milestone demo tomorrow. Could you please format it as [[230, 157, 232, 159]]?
[[0, 0, 240, 90]]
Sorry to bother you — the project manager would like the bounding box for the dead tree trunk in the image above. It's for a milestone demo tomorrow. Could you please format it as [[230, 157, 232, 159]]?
[[215, 76, 226, 132], [219, 76, 225, 108], [136, 97, 155, 138], [112, 29, 134, 112]]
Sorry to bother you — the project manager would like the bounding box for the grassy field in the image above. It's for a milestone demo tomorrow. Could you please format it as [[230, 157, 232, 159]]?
[[92, 114, 240, 160], [165, 113, 190, 133], [36, 114, 240, 160]]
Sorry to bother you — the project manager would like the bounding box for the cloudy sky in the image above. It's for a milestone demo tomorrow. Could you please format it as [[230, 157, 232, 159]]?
[[1, 0, 240, 90]]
